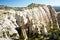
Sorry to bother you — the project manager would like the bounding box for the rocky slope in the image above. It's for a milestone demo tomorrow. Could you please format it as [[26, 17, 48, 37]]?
[[0, 3, 59, 40]]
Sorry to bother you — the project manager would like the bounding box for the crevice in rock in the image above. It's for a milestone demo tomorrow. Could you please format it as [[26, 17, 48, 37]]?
[[15, 27, 22, 35]]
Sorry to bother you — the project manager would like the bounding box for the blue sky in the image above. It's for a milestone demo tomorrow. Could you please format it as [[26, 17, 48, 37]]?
[[0, 0, 60, 7]]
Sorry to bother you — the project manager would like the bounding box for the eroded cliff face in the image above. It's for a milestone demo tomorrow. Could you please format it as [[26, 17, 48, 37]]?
[[0, 11, 19, 40], [57, 12, 60, 27], [0, 4, 59, 40]]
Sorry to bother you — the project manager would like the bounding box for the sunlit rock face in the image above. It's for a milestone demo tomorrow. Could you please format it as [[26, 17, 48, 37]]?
[[47, 5, 59, 28], [15, 4, 59, 40], [16, 5, 58, 32], [0, 11, 19, 40], [0, 3, 59, 40]]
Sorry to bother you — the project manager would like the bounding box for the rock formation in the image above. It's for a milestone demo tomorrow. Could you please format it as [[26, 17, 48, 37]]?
[[0, 3, 59, 40], [0, 11, 19, 40], [57, 12, 60, 27]]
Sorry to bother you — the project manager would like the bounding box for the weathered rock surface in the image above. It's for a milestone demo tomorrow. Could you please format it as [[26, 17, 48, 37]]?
[[57, 12, 60, 27], [15, 4, 59, 40], [0, 3, 59, 40], [0, 11, 19, 40]]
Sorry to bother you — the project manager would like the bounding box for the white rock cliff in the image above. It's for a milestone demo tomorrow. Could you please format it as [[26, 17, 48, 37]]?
[[0, 4, 59, 40]]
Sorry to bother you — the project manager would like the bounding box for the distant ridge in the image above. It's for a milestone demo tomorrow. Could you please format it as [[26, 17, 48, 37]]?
[[0, 5, 13, 10], [53, 6, 60, 12], [0, 3, 46, 11]]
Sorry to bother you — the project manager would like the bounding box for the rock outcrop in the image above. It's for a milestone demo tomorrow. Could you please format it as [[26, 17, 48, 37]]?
[[57, 12, 60, 27], [0, 11, 19, 40], [0, 3, 59, 40]]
